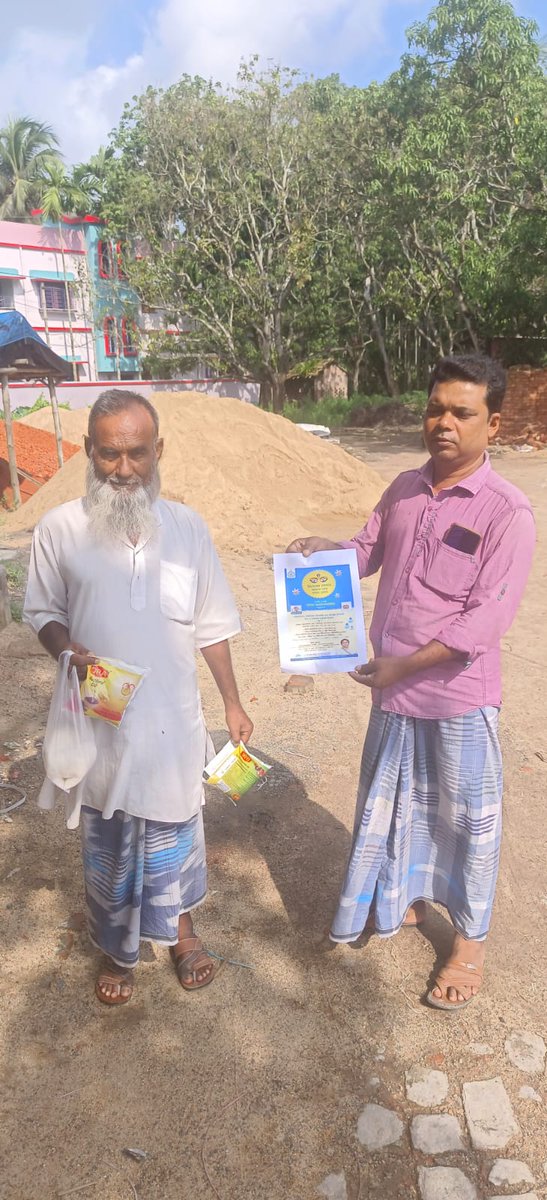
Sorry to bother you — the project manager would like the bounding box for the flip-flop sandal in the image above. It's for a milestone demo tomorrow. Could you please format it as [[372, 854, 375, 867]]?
[[170, 936, 217, 992], [426, 959, 483, 1011], [95, 959, 134, 1006]]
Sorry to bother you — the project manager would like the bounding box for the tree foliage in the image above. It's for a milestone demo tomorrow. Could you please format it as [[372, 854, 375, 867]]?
[[0, 117, 61, 219], [101, 1, 546, 403], [4, 0, 545, 403]]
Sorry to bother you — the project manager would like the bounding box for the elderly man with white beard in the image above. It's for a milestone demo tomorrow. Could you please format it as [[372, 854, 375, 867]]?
[[24, 390, 253, 1005]]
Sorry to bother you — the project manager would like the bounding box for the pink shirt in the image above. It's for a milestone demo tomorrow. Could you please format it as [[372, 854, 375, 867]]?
[[341, 455, 535, 718]]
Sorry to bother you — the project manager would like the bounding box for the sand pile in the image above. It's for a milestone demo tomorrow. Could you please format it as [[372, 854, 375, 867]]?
[[5, 392, 385, 548], [19, 405, 90, 445]]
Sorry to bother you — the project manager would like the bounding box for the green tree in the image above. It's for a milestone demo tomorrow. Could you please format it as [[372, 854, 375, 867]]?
[[316, 0, 547, 393], [97, 0, 546, 402], [71, 146, 115, 215], [103, 67, 340, 410], [385, 0, 547, 346], [0, 116, 61, 219], [38, 162, 93, 379]]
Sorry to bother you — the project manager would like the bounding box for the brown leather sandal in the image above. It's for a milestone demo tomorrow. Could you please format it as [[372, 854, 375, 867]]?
[[95, 958, 134, 1006], [427, 959, 483, 1011], [170, 936, 217, 992]]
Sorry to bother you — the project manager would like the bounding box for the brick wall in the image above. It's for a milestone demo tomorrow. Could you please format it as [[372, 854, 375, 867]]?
[[498, 366, 547, 443], [0, 459, 39, 508]]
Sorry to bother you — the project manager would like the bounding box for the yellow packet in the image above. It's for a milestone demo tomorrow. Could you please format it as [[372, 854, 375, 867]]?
[[81, 657, 148, 727], [204, 741, 272, 804]]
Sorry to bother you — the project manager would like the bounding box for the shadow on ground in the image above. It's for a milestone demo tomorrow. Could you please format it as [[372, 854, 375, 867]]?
[[0, 727, 422, 1200]]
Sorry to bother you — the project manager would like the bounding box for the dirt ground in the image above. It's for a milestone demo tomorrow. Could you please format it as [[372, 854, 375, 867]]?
[[0, 431, 546, 1200]]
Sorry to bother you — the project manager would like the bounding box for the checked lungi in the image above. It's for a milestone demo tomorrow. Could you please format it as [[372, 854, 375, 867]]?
[[81, 806, 207, 968], [330, 705, 503, 944]]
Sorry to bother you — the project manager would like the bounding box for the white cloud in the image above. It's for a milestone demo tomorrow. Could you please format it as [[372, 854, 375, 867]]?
[[153, 0, 392, 82], [0, 0, 412, 161], [0, 23, 146, 162]]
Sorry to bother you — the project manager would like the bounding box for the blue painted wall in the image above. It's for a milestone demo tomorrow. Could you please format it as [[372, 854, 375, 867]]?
[[84, 224, 140, 378]]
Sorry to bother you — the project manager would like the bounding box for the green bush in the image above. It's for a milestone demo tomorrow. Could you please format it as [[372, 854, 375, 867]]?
[[283, 393, 358, 425], [1, 393, 70, 421], [283, 390, 427, 426], [4, 561, 25, 589], [10, 599, 23, 623]]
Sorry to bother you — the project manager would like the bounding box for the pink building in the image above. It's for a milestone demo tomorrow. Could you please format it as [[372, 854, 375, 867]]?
[[0, 219, 96, 380]]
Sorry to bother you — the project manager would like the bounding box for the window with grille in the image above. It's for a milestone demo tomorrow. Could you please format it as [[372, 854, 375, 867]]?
[[98, 240, 114, 278], [116, 242, 127, 280], [121, 317, 137, 357], [103, 316, 117, 356], [42, 282, 69, 312], [0, 279, 14, 309]]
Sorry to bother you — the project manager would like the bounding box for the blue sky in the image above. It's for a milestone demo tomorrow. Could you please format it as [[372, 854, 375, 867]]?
[[2, 0, 545, 163]]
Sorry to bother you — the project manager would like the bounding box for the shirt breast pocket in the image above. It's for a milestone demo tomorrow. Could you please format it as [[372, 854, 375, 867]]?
[[418, 538, 479, 602], [160, 562, 198, 623]]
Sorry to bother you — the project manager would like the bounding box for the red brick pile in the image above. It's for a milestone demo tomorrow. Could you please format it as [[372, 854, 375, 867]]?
[[498, 366, 547, 446], [0, 421, 80, 507]]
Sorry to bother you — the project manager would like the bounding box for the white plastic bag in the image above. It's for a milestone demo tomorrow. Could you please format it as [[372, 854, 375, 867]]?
[[42, 650, 97, 791]]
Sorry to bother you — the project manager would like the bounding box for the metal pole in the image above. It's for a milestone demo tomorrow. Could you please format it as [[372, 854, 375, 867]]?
[[47, 375, 64, 468], [40, 281, 51, 346], [58, 221, 78, 381], [0, 371, 21, 507]]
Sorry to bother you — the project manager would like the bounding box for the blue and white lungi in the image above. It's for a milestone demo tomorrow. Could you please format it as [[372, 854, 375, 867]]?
[[81, 806, 207, 967], [330, 705, 503, 944]]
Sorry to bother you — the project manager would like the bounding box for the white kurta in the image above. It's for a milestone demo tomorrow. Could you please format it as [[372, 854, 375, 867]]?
[[24, 497, 242, 824]]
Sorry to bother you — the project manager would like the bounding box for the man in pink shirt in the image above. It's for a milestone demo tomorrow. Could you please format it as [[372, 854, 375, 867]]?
[[288, 354, 535, 1009]]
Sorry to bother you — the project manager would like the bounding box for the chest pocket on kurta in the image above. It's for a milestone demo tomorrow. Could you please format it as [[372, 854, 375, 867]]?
[[417, 537, 480, 602], [160, 562, 198, 623]]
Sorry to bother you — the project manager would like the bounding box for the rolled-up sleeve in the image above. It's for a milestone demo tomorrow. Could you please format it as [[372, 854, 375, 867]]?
[[194, 520, 242, 649], [23, 523, 68, 634], [340, 486, 390, 578], [436, 506, 536, 659]]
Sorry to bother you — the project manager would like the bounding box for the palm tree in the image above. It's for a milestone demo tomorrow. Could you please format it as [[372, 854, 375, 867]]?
[[72, 145, 114, 214], [38, 161, 91, 223], [38, 162, 92, 380], [0, 117, 61, 219]]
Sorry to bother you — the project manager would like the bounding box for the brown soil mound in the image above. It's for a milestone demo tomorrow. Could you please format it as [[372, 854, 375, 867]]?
[[4, 392, 385, 549], [18, 405, 90, 445]]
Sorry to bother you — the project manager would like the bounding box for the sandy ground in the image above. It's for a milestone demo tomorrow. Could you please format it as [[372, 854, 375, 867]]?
[[0, 431, 546, 1200]]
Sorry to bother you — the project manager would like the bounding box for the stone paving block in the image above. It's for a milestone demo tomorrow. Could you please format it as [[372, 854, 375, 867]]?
[[462, 1077, 520, 1150], [468, 1042, 494, 1057], [284, 674, 314, 692], [505, 1032, 546, 1074], [488, 1159, 535, 1187], [519, 1086, 542, 1102], [411, 1115, 464, 1154], [356, 1103, 404, 1150], [317, 1172, 347, 1199], [418, 1166, 477, 1200], [405, 1065, 449, 1107]]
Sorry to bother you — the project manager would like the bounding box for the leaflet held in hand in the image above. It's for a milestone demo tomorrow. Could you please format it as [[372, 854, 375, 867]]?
[[273, 548, 367, 674]]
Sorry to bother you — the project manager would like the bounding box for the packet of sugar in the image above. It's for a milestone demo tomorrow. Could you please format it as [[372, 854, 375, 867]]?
[[81, 657, 148, 727], [204, 741, 272, 804]]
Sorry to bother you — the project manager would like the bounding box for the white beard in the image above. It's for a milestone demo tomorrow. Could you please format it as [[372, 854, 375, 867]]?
[[85, 460, 160, 545]]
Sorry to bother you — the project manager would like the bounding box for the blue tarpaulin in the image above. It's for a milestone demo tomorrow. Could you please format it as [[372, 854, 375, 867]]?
[[0, 310, 72, 377]]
